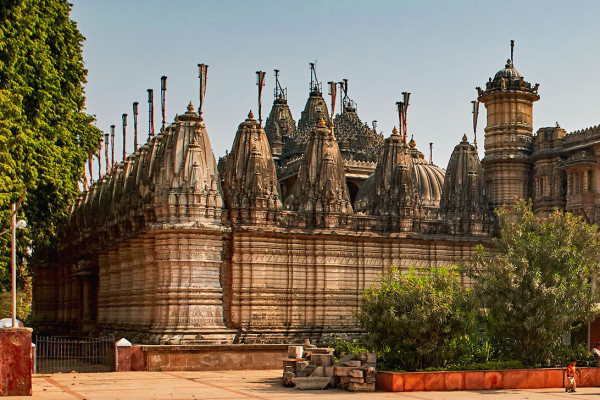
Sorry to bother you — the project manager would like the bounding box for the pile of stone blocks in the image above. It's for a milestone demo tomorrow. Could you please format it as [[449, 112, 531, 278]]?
[[333, 352, 377, 392], [282, 343, 376, 392]]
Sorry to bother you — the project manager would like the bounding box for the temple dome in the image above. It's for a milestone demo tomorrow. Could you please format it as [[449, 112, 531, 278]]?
[[412, 158, 445, 208], [494, 60, 523, 80]]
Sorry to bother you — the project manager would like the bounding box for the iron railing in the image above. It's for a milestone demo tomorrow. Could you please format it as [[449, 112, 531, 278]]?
[[33, 335, 115, 373]]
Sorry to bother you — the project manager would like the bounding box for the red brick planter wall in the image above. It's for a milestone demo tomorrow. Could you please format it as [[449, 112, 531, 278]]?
[[376, 367, 600, 392], [0, 327, 32, 396]]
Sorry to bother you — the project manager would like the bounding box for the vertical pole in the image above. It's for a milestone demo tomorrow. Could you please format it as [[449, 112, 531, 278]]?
[[429, 143, 433, 164], [338, 82, 344, 114], [396, 101, 404, 141], [256, 71, 266, 127], [510, 40, 514, 65], [122, 114, 127, 161], [402, 92, 410, 143], [147, 89, 154, 138], [104, 133, 110, 174], [198, 64, 208, 119], [97, 140, 102, 179], [88, 152, 93, 183], [110, 125, 115, 167], [133, 102, 139, 152], [328, 81, 337, 128], [11, 203, 16, 328], [472, 100, 479, 150], [160, 76, 167, 132]]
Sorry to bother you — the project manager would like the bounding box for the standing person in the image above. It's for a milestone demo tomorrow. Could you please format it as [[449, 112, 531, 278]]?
[[565, 361, 579, 393], [592, 342, 600, 366]]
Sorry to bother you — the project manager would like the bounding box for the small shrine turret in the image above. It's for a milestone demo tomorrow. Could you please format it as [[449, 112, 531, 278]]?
[[222, 111, 282, 225]]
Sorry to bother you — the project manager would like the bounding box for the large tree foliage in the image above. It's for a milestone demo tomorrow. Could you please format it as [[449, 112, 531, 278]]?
[[468, 199, 600, 366], [358, 265, 478, 371], [0, 0, 101, 291]]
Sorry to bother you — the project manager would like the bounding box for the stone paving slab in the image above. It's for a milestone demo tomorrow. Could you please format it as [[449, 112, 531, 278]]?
[[9, 370, 600, 399]]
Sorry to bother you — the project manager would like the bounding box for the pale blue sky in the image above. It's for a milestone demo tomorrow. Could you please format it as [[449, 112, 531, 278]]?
[[71, 0, 600, 175]]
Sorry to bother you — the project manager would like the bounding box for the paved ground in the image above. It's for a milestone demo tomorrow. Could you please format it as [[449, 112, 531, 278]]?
[[11, 370, 600, 400]]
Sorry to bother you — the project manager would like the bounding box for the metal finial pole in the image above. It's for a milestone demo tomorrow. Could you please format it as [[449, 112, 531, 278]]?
[[160, 76, 167, 132], [429, 143, 433, 164], [395, 101, 404, 141], [343, 79, 348, 107], [110, 125, 115, 167], [147, 89, 154, 138], [256, 71, 266, 127], [274, 69, 280, 99], [122, 114, 127, 161], [198, 64, 208, 119], [104, 132, 110, 174], [133, 102, 139, 152], [309, 62, 320, 93], [510, 40, 514, 65]]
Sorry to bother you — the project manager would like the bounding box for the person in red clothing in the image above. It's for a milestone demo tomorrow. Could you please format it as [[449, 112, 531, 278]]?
[[565, 361, 580, 392]]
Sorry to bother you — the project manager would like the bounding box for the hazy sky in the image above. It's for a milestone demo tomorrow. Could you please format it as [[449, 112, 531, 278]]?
[[71, 0, 600, 177]]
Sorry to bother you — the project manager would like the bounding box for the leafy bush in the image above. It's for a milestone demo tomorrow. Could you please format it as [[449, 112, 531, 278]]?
[[547, 342, 596, 367], [326, 334, 370, 360], [467, 199, 600, 366], [358, 265, 478, 371]]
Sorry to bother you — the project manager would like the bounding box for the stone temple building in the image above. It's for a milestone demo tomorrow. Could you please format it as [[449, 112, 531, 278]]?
[[32, 52, 600, 344]]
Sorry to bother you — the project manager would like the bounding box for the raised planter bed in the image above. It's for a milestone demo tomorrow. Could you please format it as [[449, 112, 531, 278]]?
[[376, 367, 600, 392]]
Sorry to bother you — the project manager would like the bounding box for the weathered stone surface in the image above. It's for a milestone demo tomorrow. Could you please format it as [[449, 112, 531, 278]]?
[[348, 382, 375, 392]]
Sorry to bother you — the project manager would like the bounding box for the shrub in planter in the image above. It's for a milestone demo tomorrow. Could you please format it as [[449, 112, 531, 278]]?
[[358, 265, 478, 371], [467, 199, 600, 366]]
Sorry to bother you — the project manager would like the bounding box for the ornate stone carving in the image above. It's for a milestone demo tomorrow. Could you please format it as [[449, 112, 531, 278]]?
[[264, 97, 296, 161], [355, 128, 423, 230], [222, 112, 282, 225], [286, 119, 352, 227], [439, 135, 495, 235]]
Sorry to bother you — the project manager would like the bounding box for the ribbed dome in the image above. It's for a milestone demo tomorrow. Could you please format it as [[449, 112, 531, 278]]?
[[412, 158, 445, 208], [494, 59, 523, 80]]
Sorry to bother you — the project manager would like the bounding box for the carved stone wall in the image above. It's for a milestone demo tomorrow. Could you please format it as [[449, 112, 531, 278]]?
[[227, 230, 482, 343]]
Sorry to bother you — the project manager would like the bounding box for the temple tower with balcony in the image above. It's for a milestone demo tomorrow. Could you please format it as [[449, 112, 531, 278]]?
[[477, 43, 540, 209]]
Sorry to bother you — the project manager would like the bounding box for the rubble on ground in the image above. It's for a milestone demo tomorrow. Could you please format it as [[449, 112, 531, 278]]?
[[281, 341, 376, 392]]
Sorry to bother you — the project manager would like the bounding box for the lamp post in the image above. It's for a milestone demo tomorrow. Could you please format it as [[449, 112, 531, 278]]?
[[1, 189, 27, 328], [11, 205, 26, 327]]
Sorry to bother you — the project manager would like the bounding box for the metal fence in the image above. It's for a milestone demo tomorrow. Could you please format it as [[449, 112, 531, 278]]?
[[33, 335, 115, 373]]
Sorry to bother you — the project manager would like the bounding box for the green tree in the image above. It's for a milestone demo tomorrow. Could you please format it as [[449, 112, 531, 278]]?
[[468, 199, 600, 366], [0, 0, 101, 293], [358, 265, 478, 371]]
